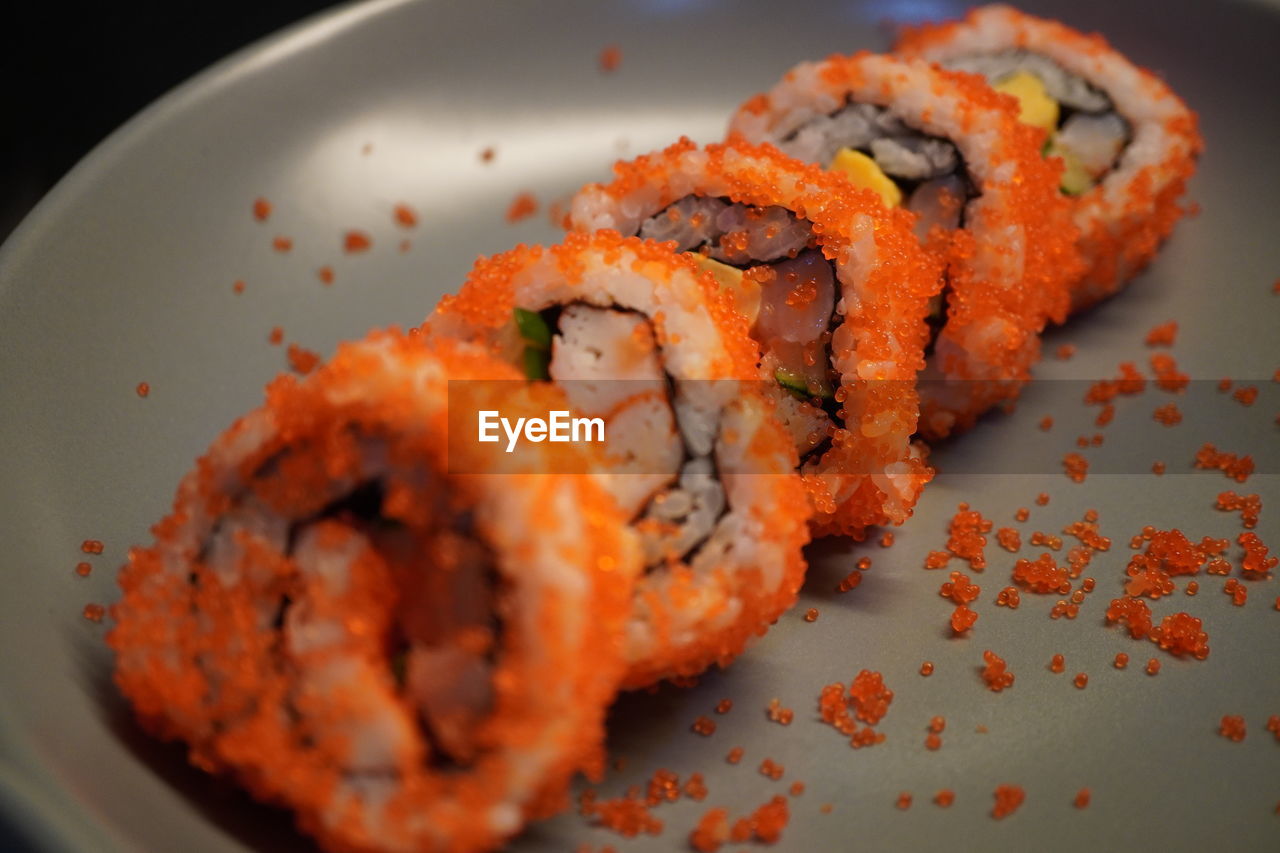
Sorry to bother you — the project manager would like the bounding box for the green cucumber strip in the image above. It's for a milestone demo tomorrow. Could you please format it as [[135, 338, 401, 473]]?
[[522, 345, 551, 381], [775, 367, 832, 401], [514, 307, 552, 350]]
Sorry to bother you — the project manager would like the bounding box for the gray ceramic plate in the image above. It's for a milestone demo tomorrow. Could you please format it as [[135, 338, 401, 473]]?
[[2, 0, 1278, 850]]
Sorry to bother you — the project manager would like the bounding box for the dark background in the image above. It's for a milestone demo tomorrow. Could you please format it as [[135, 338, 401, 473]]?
[[2, 2, 337, 243]]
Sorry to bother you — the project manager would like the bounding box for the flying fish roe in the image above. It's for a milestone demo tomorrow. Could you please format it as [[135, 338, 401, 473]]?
[[1114, 652, 1129, 669], [1153, 403, 1182, 425], [896, 793, 912, 810], [848, 670, 894, 724], [286, 343, 320, 376], [946, 503, 992, 569], [251, 197, 271, 221], [232, 279, 245, 294], [997, 527, 1022, 552], [920, 661, 934, 676], [981, 650, 1014, 691], [940, 571, 981, 604], [74, 562, 91, 577], [935, 789, 955, 807], [392, 203, 418, 228], [81, 540, 104, 555], [1219, 715, 1246, 742], [1050, 600, 1080, 620], [951, 604, 978, 634], [1266, 716, 1280, 741], [1074, 789, 1091, 809], [82, 603, 105, 622], [646, 768, 681, 806], [505, 192, 539, 223], [925, 733, 941, 750], [1029, 531, 1063, 550], [879, 532, 895, 547], [598, 44, 622, 73], [343, 230, 372, 253], [1055, 343, 1076, 360], [689, 808, 729, 852], [766, 699, 794, 725], [1238, 532, 1278, 577], [848, 726, 885, 748], [1206, 558, 1231, 576], [1073, 673, 1088, 689], [1144, 528, 1208, 576], [836, 570, 863, 592], [715, 698, 733, 714], [759, 759, 784, 781], [1123, 561, 1174, 599], [1150, 353, 1189, 392], [992, 785, 1026, 820], [1216, 491, 1261, 529], [929, 715, 946, 733], [1049, 653, 1065, 673], [803, 608, 819, 622], [1085, 362, 1146, 404], [731, 796, 789, 844], [1223, 578, 1247, 606], [1036, 493, 1050, 506], [1013, 553, 1070, 594], [135, 382, 150, 398], [1194, 442, 1254, 483], [1233, 386, 1258, 406], [1144, 321, 1178, 347], [726, 747, 744, 764], [317, 266, 334, 285], [1063, 452, 1089, 483], [692, 716, 717, 736], [1151, 612, 1210, 659], [1106, 597, 1153, 639], [272, 236, 292, 252], [1218, 378, 1233, 392], [1038, 416, 1054, 431], [1096, 404, 1115, 427], [1153, 461, 1166, 475], [1146, 658, 1161, 675], [924, 550, 951, 569], [268, 326, 284, 345], [584, 794, 662, 837], [1186, 580, 1199, 595], [995, 586, 1021, 608]]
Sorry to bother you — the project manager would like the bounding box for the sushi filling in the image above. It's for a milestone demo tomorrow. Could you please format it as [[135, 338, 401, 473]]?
[[775, 100, 980, 240], [635, 197, 844, 460], [204, 456, 503, 772], [945, 51, 1133, 194], [518, 301, 730, 570], [773, 103, 982, 353]]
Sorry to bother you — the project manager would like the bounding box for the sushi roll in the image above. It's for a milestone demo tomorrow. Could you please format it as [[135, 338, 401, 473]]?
[[896, 4, 1203, 311], [728, 53, 1082, 439], [109, 332, 639, 853], [566, 138, 939, 537], [426, 230, 811, 688]]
